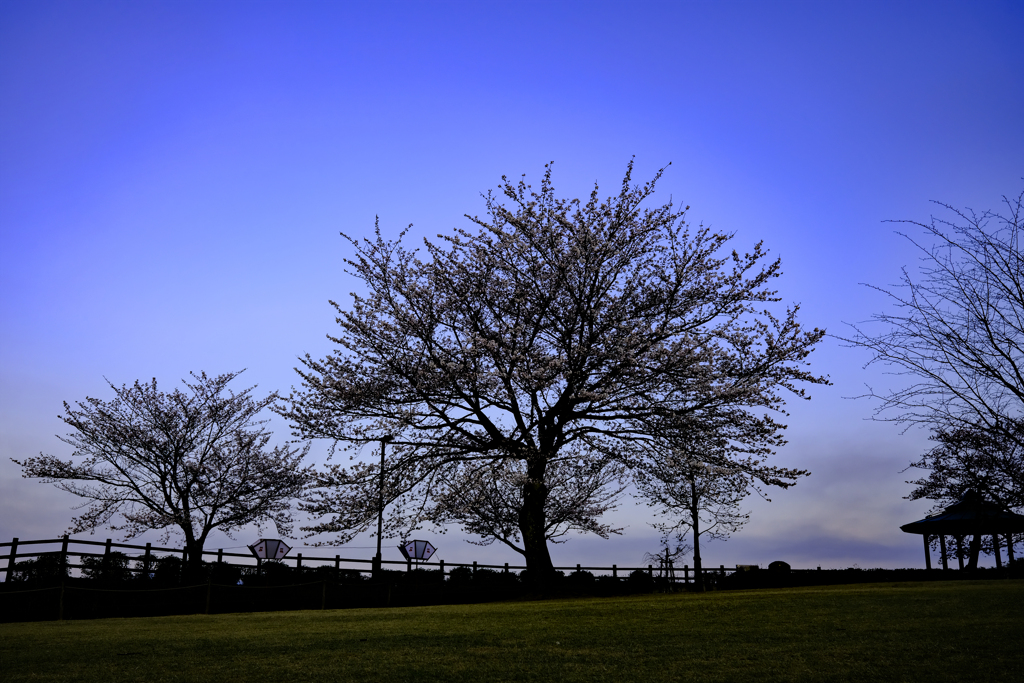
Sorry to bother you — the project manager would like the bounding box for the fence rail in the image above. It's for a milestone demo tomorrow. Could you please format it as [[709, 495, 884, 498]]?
[[2, 536, 748, 583]]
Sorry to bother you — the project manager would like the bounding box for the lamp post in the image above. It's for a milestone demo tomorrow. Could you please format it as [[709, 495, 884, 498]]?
[[372, 435, 394, 580]]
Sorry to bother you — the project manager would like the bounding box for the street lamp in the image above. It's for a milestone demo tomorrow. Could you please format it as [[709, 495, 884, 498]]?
[[372, 435, 394, 580]]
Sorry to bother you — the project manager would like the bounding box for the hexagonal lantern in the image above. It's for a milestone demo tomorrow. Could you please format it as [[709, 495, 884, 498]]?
[[248, 538, 292, 561], [398, 539, 436, 565]]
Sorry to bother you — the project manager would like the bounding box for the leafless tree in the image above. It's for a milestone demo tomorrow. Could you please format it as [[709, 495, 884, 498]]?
[[842, 187, 1023, 565], [15, 371, 310, 576], [843, 189, 1023, 449], [842, 188, 1023, 513], [283, 161, 827, 579]]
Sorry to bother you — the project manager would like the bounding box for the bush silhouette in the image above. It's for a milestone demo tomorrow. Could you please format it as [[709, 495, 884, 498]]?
[[81, 551, 133, 584]]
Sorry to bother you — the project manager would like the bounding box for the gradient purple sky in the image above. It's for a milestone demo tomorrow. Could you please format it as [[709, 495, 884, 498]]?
[[2, 1, 1022, 572]]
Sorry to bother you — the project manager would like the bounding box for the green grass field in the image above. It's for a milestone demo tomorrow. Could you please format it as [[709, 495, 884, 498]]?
[[2, 581, 1021, 682]]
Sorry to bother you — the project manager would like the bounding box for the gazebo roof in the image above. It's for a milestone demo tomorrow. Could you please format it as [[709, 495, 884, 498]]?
[[900, 490, 1024, 536]]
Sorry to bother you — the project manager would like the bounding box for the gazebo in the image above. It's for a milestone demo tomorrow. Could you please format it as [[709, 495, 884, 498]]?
[[900, 490, 1024, 570]]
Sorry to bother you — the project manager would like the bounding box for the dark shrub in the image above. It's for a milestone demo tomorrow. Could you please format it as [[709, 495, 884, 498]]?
[[567, 570, 595, 587], [1008, 557, 1023, 579], [627, 569, 653, 592], [151, 555, 184, 585], [9, 553, 68, 583], [81, 551, 133, 583], [403, 567, 444, 584], [594, 575, 623, 595], [446, 565, 474, 584], [208, 560, 241, 584], [517, 569, 564, 588], [259, 560, 294, 584]]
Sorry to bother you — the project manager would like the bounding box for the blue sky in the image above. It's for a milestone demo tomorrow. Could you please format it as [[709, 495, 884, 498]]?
[[2, 0, 1022, 572]]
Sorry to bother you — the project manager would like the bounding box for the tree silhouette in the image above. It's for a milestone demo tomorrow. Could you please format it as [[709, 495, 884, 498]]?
[[16, 371, 310, 577], [842, 188, 1023, 541], [635, 416, 807, 588], [284, 162, 827, 580]]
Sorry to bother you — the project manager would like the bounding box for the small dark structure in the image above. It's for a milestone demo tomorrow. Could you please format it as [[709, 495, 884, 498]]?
[[900, 491, 1024, 570]]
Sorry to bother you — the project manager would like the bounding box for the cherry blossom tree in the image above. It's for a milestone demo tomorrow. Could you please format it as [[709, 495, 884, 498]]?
[[283, 161, 827, 579], [15, 371, 310, 577], [634, 415, 808, 587]]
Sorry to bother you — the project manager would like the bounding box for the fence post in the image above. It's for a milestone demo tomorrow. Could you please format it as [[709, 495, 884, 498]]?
[[144, 543, 152, 577], [60, 534, 69, 574], [335, 555, 340, 578], [181, 547, 188, 584], [103, 539, 112, 579], [472, 561, 477, 576], [439, 559, 445, 578], [217, 549, 223, 564], [648, 564, 652, 577], [5, 538, 17, 583], [297, 553, 303, 574], [576, 564, 581, 573], [504, 562, 509, 574], [684, 564, 689, 584], [612, 564, 617, 579]]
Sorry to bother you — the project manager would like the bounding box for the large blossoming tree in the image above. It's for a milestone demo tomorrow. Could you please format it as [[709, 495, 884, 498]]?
[[284, 162, 827, 579]]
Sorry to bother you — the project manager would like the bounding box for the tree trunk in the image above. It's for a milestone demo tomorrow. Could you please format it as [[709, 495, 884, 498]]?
[[691, 499, 703, 592], [519, 457, 554, 586], [182, 527, 207, 583]]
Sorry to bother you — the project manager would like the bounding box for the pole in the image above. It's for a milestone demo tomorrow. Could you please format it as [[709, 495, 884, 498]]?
[[373, 437, 391, 580], [374, 440, 385, 581]]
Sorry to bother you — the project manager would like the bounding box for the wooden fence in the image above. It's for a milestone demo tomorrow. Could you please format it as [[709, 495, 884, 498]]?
[[1, 535, 739, 584]]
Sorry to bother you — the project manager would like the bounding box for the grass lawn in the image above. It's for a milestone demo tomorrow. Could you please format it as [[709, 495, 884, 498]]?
[[1, 581, 1021, 682]]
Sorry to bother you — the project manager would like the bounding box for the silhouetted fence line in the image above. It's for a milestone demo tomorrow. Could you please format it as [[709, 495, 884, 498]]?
[[1, 536, 741, 584], [3, 536, 1014, 624]]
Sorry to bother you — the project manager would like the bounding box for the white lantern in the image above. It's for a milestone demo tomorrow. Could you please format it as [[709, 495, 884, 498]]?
[[248, 538, 291, 560]]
